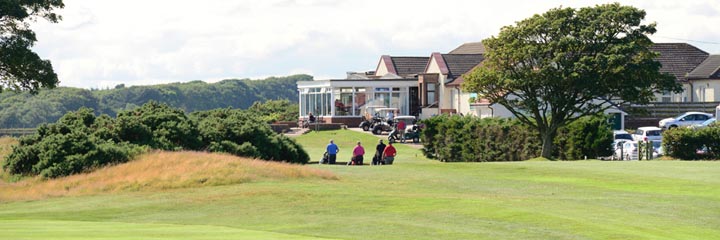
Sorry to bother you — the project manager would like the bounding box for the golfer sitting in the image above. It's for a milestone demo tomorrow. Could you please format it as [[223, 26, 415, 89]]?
[[381, 142, 397, 165]]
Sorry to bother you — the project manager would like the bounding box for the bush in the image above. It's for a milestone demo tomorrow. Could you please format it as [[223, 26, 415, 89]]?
[[247, 99, 299, 123], [421, 115, 616, 161], [192, 108, 309, 164], [663, 126, 720, 160], [3, 108, 145, 178], [114, 101, 202, 150], [3, 101, 310, 179], [554, 116, 614, 160], [420, 115, 540, 162], [419, 115, 444, 159]]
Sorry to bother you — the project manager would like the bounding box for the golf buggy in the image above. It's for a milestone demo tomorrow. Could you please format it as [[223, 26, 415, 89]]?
[[369, 108, 401, 135], [387, 116, 421, 143], [358, 105, 388, 131]]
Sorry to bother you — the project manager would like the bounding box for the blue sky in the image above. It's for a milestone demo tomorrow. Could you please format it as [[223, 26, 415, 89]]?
[[31, 0, 720, 88]]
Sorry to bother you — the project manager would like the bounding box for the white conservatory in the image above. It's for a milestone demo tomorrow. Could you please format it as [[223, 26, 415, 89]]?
[[297, 77, 420, 126]]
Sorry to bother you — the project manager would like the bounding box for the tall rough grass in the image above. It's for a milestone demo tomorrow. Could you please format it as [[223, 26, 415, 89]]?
[[0, 151, 337, 202], [0, 137, 18, 182]]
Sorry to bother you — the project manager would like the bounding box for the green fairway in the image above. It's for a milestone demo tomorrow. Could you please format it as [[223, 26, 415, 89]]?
[[0, 220, 329, 240], [1, 129, 719, 239]]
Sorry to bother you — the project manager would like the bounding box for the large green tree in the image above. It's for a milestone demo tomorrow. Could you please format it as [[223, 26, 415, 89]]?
[[463, 3, 680, 159], [0, 0, 64, 93]]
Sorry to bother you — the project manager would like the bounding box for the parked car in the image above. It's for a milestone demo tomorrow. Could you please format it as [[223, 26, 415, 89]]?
[[659, 112, 713, 129], [613, 141, 639, 160], [690, 118, 716, 129], [607, 139, 629, 160], [599, 131, 634, 160], [651, 140, 662, 158], [613, 130, 633, 141], [632, 127, 663, 142]]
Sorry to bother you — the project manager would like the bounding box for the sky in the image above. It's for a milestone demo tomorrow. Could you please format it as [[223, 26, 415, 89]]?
[[30, 0, 720, 88]]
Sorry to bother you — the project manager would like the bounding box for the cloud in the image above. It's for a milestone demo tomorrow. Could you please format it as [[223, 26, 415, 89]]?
[[26, 0, 720, 88]]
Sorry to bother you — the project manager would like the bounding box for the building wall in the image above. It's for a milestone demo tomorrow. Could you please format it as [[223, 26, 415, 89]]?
[[376, 59, 390, 76], [440, 83, 452, 110], [450, 88, 474, 116], [473, 104, 513, 118], [691, 80, 720, 102], [420, 108, 438, 119], [458, 91, 473, 115], [425, 57, 450, 110], [654, 83, 700, 102]]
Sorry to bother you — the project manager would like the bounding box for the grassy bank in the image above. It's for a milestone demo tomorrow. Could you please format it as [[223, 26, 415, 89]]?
[[1, 130, 719, 239]]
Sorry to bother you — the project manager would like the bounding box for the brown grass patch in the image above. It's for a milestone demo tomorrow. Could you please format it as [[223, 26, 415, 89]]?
[[0, 136, 17, 157], [0, 151, 337, 202], [0, 136, 18, 182]]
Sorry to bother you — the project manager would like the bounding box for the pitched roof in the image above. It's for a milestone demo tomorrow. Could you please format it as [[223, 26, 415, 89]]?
[[449, 42, 486, 54], [441, 54, 485, 80], [447, 62, 484, 87], [378, 55, 395, 75], [390, 56, 429, 77], [687, 55, 720, 80], [427, 52, 450, 75], [650, 43, 709, 82]]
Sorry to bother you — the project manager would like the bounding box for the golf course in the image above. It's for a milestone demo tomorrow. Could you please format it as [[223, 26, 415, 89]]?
[[1, 130, 719, 239]]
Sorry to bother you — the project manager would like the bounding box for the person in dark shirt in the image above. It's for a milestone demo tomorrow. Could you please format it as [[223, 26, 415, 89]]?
[[373, 139, 386, 165], [308, 112, 316, 123]]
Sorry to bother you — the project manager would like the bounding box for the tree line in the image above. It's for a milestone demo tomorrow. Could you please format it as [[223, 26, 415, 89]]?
[[0, 74, 311, 128]]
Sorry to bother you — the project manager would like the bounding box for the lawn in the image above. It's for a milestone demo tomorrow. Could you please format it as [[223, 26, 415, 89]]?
[[1, 130, 719, 239]]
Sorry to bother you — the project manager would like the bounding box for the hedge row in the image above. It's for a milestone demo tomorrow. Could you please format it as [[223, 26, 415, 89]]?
[[3, 102, 309, 178], [420, 115, 540, 162], [554, 116, 614, 160], [420, 115, 613, 161], [663, 126, 720, 160]]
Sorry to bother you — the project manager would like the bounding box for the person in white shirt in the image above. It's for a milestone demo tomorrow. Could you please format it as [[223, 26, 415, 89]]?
[[386, 110, 395, 124]]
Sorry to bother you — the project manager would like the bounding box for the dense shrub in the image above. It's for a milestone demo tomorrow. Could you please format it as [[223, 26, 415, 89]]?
[[247, 99, 299, 123], [114, 101, 202, 150], [421, 115, 615, 161], [420, 115, 540, 162], [663, 126, 720, 160], [3, 108, 145, 178], [419, 115, 444, 159], [3, 102, 310, 178], [192, 108, 309, 164], [554, 116, 614, 160]]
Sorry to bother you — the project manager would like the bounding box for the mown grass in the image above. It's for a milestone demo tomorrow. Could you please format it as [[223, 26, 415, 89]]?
[[1, 129, 719, 239]]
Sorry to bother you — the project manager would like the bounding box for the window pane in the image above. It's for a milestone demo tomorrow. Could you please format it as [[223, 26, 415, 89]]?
[[300, 94, 307, 116], [375, 93, 390, 107], [324, 93, 331, 116], [354, 92, 366, 115], [391, 92, 401, 110], [336, 92, 353, 116]]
